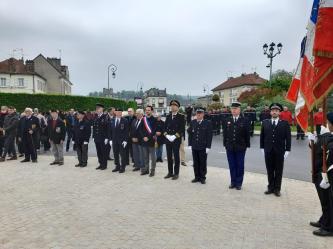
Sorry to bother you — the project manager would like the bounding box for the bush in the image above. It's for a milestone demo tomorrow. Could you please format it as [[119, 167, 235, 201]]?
[[0, 92, 137, 112]]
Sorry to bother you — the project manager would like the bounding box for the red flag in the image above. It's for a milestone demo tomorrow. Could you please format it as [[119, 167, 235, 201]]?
[[313, 0, 333, 100]]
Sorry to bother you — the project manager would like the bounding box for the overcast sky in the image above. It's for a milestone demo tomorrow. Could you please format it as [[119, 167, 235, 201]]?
[[0, 0, 312, 96]]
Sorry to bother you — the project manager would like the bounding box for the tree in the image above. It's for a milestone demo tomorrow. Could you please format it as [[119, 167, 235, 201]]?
[[212, 94, 220, 102], [261, 70, 293, 93]]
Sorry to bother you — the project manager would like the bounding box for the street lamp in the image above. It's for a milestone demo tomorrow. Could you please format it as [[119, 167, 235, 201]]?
[[203, 84, 210, 108], [107, 64, 117, 98], [263, 42, 282, 86]]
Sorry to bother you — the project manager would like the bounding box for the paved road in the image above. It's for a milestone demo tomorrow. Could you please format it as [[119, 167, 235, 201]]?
[[1, 156, 332, 249], [55, 135, 310, 182]]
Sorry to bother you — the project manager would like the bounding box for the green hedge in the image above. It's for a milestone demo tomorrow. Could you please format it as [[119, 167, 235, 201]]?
[[0, 92, 137, 112]]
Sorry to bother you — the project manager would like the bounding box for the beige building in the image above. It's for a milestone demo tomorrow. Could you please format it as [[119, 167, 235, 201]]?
[[33, 54, 73, 94], [211, 72, 266, 106], [0, 58, 47, 94], [0, 55, 73, 95], [143, 88, 168, 114]]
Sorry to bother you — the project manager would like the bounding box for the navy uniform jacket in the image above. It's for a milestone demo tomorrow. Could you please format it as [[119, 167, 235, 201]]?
[[163, 113, 185, 144], [222, 116, 250, 151], [187, 119, 213, 150], [48, 118, 66, 144], [260, 119, 291, 154], [74, 119, 91, 144], [139, 116, 157, 147], [92, 114, 108, 143], [108, 117, 129, 144]]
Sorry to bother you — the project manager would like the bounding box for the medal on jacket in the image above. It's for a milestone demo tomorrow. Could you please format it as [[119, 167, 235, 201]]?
[[56, 127, 61, 133]]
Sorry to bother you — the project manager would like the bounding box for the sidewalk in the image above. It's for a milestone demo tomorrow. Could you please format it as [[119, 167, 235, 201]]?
[[0, 155, 332, 249]]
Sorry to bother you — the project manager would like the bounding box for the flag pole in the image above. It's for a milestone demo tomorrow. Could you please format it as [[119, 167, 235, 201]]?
[[309, 110, 316, 183], [322, 96, 328, 173]]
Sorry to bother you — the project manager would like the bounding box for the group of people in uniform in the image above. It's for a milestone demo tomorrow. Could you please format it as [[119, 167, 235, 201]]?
[[1, 99, 332, 236]]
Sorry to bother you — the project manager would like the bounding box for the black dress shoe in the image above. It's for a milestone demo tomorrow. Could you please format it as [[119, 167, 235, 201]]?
[[100, 167, 107, 170], [200, 179, 206, 184], [133, 167, 140, 171], [32, 160, 37, 163], [265, 189, 274, 195], [274, 190, 281, 197], [229, 185, 235, 189], [75, 163, 82, 167], [58, 162, 64, 166], [50, 162, 59, 165], [172, 175, 179, 180], [310, 221, 321, 228], [313, 228, 333, 236], [96, 166, 102, 170], [164, 174, 173, 179], [21, 159, 30, 163], [119, 169, 125, 173], [80, 164, 87, 167], [236, 186, 242, 190], [141, 171, 149, 175], [191, 179, 200, 183], [112, 168, 120, 172]]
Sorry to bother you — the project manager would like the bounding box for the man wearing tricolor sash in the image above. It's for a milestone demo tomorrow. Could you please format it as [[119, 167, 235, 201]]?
[[140, 105, 157, 177]]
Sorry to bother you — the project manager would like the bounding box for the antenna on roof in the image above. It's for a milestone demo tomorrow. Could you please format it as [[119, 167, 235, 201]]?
[[241, 64, 246, 74], [227, 70, 233, 79], [12, 48, 24, 60], [58, 49, 62, 59], [251, 66, 257, 73]]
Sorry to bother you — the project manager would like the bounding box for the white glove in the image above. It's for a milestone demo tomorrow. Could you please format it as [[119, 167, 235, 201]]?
[[165, 135, 171, 141], [169, 135, 176, 142], [320, 173, 331, 189], [122, 141, 127, 148], [104, 139, 108, 145], [187, 146, 192, 150], [109, 140, 113, 146], [83, 141, 89, 145], [284, 151, 290, 160], [261, 149, 265, 156], [320, 125, 330, 135], [72, 141, 75, 144], [307, 132, 317, 143], [206, 148, 210, 154]]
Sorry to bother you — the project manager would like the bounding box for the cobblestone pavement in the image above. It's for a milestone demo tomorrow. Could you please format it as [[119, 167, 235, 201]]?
[[0, 155, 332, 249]]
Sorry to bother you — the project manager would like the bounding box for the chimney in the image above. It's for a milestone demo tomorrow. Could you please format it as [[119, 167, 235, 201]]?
[[25, 60, 35, 73]]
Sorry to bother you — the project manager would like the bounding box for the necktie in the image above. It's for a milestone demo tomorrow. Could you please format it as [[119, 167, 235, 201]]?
[[116, 119, 119, 127], [272, 120, 276, 127]]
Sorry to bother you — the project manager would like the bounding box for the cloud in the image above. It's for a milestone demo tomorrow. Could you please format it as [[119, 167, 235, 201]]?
[[0, 0, 312, 96]]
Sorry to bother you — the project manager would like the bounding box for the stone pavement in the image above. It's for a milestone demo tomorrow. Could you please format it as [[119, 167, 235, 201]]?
[[0, 155, 332, 249]]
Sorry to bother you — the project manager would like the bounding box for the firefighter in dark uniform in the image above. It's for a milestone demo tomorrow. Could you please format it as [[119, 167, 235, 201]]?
[[73, 111, 91, 167], [92, 103, 109, 170], [108, 108, 129, 173], [260, 103, 291, 197], [187, 108, 213, 184], [18, 108, 40, 163], [164, 100, 185, 180], [308, 113, 333, 237], [222, 102, 250, 190]]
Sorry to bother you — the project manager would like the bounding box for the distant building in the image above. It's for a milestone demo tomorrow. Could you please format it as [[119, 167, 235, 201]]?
[[143, 88, 168, 114], [195, 95, 212, 108], [211, 72, 266, 106], [33, 54, 73, 94], [0, 54, 73, 95], [0, 58, 47, 94]]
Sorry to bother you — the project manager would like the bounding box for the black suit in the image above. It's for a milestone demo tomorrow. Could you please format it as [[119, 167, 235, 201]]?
[[108, 117, 129, 170], [92, 114, 108, 169], [188, 119, 213, 180], [18, 115, 40, 161], [260, 119, 291, 191], [48, 118, 66, 144], [164, 113, 185, 176], [125, 115, 136, 164]]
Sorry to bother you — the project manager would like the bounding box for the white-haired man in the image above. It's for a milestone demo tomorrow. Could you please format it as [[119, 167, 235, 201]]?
[[17, 108, 40, 163]]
